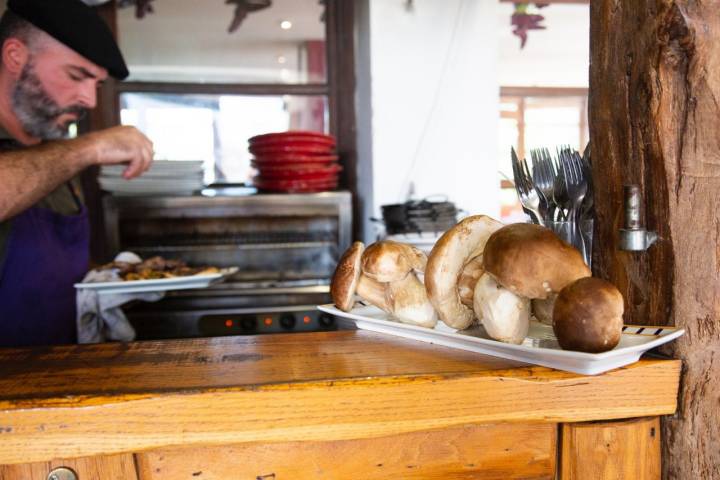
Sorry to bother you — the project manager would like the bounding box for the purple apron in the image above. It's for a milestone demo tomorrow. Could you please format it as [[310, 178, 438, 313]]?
[[0, 191, 89, 347]]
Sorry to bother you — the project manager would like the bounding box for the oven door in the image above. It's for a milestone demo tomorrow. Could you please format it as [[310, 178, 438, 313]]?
[[124, 284, 338, 340]]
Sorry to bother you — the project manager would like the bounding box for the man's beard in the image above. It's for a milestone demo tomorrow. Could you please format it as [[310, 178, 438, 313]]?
[[11, 62, 87, 140]]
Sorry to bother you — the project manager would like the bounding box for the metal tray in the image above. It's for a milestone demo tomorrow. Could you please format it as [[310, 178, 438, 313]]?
[[317, 304, 684, 375]]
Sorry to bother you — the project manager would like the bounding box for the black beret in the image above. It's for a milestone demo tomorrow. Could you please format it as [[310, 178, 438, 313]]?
[[7, 0, 129, 79]]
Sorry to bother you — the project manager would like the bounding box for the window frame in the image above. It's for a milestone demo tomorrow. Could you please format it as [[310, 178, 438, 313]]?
[[83, 0, 358, 262], [498, 86, 588, 189]]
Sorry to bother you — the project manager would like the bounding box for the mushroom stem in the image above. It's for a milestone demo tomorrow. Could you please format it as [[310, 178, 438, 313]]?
[[385, 273, 438, 328], [356, 274, 391, 312], [473, 272, 530, 344]]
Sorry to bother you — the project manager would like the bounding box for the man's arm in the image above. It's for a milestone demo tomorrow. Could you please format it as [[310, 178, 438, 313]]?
[[0, 126, 153, 221]]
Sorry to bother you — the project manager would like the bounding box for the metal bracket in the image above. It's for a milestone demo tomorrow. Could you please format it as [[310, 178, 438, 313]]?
[[619, 185, 658, 251]]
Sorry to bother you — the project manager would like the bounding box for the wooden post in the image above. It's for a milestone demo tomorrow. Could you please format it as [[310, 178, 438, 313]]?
[[590, 2, 720, 478], [81, 1, 121, 264]]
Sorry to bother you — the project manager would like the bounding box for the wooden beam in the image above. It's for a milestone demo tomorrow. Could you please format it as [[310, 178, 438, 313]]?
[[325, 0, 360, 240], [500, 0, 589, 4], [500, 86, 589, 98], [116, 82, 329, 96], [0, 331, 679, 465], [82, 0, 121, 264], [590, 1, 720, 478]]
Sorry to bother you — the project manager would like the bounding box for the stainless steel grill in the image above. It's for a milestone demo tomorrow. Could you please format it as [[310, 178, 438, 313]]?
[[103, 191, 352, 339]]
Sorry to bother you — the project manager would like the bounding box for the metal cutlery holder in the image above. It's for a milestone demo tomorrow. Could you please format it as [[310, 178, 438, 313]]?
[[511, 145, 594, 267], [619, 185, 657, 251]]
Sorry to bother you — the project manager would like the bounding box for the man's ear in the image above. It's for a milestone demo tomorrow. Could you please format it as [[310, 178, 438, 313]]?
[[2, 38, 29, 77]]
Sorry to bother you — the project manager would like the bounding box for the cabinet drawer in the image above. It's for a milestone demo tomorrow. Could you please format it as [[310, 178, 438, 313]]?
[[0, 454, 137, 480], [136, 423, 556, 480]]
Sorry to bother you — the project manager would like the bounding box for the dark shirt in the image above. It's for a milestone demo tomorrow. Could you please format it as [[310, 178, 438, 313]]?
[[0, 128, 84, 272]]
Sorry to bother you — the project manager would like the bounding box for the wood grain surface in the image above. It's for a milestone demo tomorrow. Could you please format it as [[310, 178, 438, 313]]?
[[0, 330, 523, 407], [561, 417, 661, 480], [0, 453, 137, 480], [0, 331, 679, 465], [590, 1, 720, 478], [136, 423, 556, 480]]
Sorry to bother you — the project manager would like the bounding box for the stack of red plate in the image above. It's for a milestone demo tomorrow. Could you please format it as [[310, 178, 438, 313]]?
[[248, 131, 341, 193]]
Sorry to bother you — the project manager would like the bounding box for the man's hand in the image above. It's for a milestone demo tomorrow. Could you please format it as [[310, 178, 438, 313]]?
[[76, 126, 154, 179], [0, 126, 154, 221]]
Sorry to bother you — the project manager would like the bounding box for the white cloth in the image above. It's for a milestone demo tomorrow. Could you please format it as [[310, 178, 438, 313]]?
[[76, 268, 164, 344]]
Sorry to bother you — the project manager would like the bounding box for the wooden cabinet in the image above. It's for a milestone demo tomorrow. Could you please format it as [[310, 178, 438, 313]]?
[[0, 331, 679, 479], [561, 417, 661, 480], [135, 423, 556, 480], [0, 419, 664, 480], [0, 454, 137, 480]]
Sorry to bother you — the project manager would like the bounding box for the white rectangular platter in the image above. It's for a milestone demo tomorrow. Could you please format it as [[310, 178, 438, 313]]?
[[75, 267, 238, 295], [317, 304, 684, 375]]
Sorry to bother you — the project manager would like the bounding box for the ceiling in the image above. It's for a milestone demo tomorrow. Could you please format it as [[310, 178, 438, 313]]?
[[117, 0, 326, 82]]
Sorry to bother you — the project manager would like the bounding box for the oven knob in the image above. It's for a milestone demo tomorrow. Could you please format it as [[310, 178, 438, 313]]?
[[280, 314, 296, 330], [241, 317, 257, 332], [319, 314, 335, 328]]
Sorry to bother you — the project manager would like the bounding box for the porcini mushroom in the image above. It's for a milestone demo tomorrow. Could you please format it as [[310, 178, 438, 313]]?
[[425, 215, 504, 329], [361, 241, 437, 328], [473, 272, 530, 344], [483, 223, 591, 300], [385, 273, 438, 328], [553, 277, 624, 353], [361, 241, 427, 283], [330, 241, 390, 312], [457, 255, 485, 308]]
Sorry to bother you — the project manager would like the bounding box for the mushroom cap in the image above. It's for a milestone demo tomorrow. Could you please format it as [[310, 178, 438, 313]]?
[[553, 277, 624, 353], [425, 215, 504, 329], [361, 241, 427, 283], [457, 254, 485, 308], [330, 241, 365, 311], [473, 272, 530, 344], [483, 223, 591, 300]]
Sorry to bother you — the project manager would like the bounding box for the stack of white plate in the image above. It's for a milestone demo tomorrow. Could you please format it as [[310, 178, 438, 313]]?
[[99, 160, 205, 196]]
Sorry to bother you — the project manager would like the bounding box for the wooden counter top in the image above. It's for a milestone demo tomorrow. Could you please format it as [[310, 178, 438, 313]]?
[[0, 330, 680, 465]]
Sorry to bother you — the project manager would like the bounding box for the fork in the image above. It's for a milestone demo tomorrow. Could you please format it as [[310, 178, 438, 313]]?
[[553, 149, 570, 221], [512, 147, 543, 225], [561, 150, 588, 262], [531, 148, 556, 222]]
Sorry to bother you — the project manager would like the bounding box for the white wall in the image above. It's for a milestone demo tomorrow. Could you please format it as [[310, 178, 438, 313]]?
[[498, 3, 589, 87], [367, 0, 500, 237]]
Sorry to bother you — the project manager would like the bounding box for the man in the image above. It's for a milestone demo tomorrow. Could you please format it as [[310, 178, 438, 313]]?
[[0, 0, 154, 347]]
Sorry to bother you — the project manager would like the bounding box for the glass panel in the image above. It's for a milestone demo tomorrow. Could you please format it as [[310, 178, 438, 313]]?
[[524, 97, 585, 152], [120, 92, 328, 184], [117, 0, 327, 84], [498, 117, 519, 182], [496, 93, 588, 223]]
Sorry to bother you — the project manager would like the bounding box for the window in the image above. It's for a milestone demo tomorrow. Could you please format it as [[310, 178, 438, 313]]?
[[120, 93, 328, 184], [110, 0, 349, 187], [497, 87, 588, 222]]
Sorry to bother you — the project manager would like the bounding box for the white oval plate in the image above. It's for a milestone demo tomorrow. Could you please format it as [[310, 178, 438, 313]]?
[[75, 267, 238, 295], [317, 303, 683, 375]]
